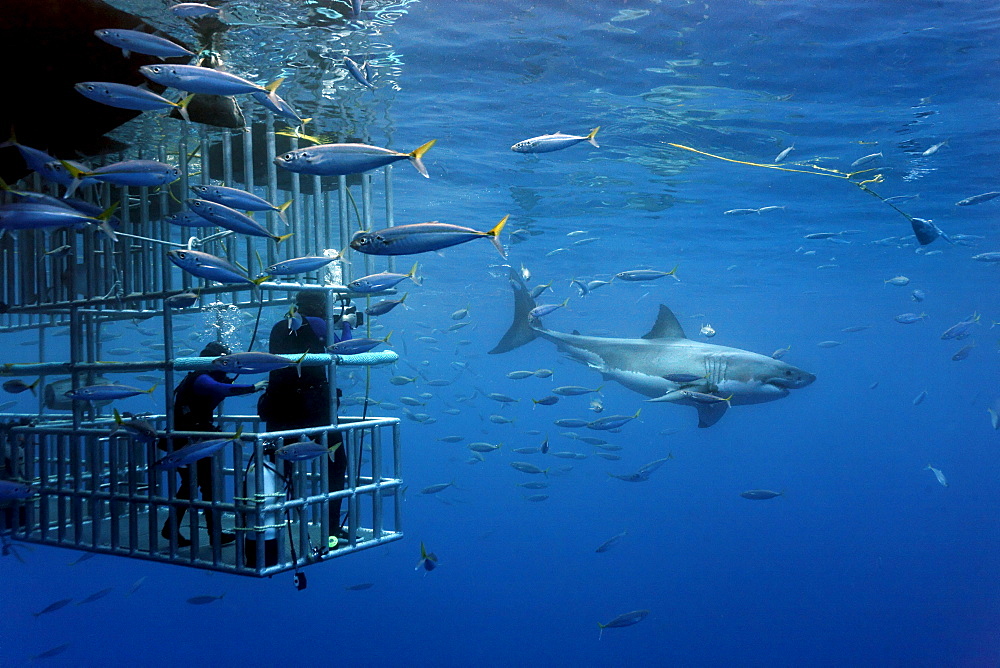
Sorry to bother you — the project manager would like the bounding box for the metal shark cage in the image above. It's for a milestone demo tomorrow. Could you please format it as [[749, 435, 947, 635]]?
[[0, 114, 406, 581]]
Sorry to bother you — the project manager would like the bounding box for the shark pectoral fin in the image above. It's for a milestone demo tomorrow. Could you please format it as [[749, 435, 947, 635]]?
[[489, 269, 539, 354], [696, 401, 728, 428]]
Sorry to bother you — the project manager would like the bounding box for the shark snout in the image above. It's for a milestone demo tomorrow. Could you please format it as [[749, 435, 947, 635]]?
[[767, 368, 816, 389]]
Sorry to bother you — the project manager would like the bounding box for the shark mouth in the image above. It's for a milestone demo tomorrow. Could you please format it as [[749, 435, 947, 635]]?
[[766, 373, 816, 389]]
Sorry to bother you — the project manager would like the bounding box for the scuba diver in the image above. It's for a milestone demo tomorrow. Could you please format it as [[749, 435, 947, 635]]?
[[257, 291, 354, 554], [160, 341, 265, 548]]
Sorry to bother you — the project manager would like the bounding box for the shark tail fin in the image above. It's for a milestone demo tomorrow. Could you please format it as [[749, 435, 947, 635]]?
[[489, 269, 539, 354]]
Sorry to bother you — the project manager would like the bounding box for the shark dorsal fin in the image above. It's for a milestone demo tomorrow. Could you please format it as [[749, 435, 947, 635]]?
[[642, 305, 686, 340]]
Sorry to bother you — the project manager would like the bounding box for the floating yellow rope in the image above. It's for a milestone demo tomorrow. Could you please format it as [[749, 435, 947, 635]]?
[[668, 142, 934, 235]]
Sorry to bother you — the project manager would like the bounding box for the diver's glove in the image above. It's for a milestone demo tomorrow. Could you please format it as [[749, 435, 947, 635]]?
[[253, 381, 268, 392]]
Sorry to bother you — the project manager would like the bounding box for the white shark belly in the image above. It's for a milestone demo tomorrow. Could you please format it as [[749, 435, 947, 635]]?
[[603, 368, 675, 398], [717, 379, 790, 405]]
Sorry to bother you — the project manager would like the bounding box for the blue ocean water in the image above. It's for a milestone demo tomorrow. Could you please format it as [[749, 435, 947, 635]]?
[[3, 1, 1000, 665]]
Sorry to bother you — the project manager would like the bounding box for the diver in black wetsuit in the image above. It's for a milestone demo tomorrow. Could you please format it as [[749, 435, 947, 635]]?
[[160, 342, 264, 548], [258, 291, 353, 543]]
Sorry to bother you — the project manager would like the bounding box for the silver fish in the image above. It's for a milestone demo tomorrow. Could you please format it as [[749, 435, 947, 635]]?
[[773, 145, 794, 163], [276, 140, 435, 178], [511, 127, 599, 153], [350, 217, 507, 258], [924, 465, 948, 487], [850, 151, 882, 168]]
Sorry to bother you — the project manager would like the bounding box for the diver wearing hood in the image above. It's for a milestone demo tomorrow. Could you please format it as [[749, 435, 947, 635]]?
[[160, 341, 264, 548]]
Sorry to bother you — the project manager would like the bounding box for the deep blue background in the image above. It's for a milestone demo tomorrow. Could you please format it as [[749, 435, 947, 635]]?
[[3, 1, 999, 665]]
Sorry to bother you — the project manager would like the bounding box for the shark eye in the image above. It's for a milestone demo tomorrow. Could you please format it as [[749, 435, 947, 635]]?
[[785, 370, 792, 375]]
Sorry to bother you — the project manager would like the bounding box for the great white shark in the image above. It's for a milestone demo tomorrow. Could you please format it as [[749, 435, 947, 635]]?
[[489, 273, 816, 427]]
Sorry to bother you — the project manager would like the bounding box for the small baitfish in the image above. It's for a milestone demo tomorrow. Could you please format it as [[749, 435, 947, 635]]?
[[350, 217, 508, 258], [276, 140, 436, 178], [266, 256, 337, 276], [773, 145, 794, 163], [344, 582, 375, 591], [420, 481, 453, 494], [955, 191, 1000, 206], [347, 263, 420, 293], [94, 28, 194, 58], [740, 489, 783, 500], [32, 598, 74, 617], [166, 291, 199, 308], [894, 312, 927, 324], [608, 471, 651, 483], [884, 276, 909, 286], [66, 384, 156, 402], [529, 298, 570, 319], [511, 127, 600, 153], [275, 438, 340, 461], [924, 464, 948, 487], [586, 409, 641, 431], [595, 530, 627, 553], [529, 281, 552, 299], [327, 333, 391, 355], [921, 141, 947, 157], [167, 249, 269, 286], [850, 151, 882, 168], [415, 541, 438, 572], [532, 396, 559, 406], [186, 199, 292, 243], [940, 315, 979, 340], [0, 202, 109, 232], [75, 82, 191, 120], [554, 418, 590, 428], [597, 609, 649, 639], [344, 56, 376, 90], [366, 294, 408, 316], [951, 344, 975, 361], [163, 211, 215, 228], [614, 267, 678, 282], [552, 385, 601, 396], [771, 345, 791, 360], [152, 429, 243, 470], [170, 3, 225, 18], [63, 159, 181, 197], [140, 64, 273, 96], [191, 185, 292, 222], [212, 351, 306, 375], [510, 462, 547, 475], [3, 378, 39, 395]]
